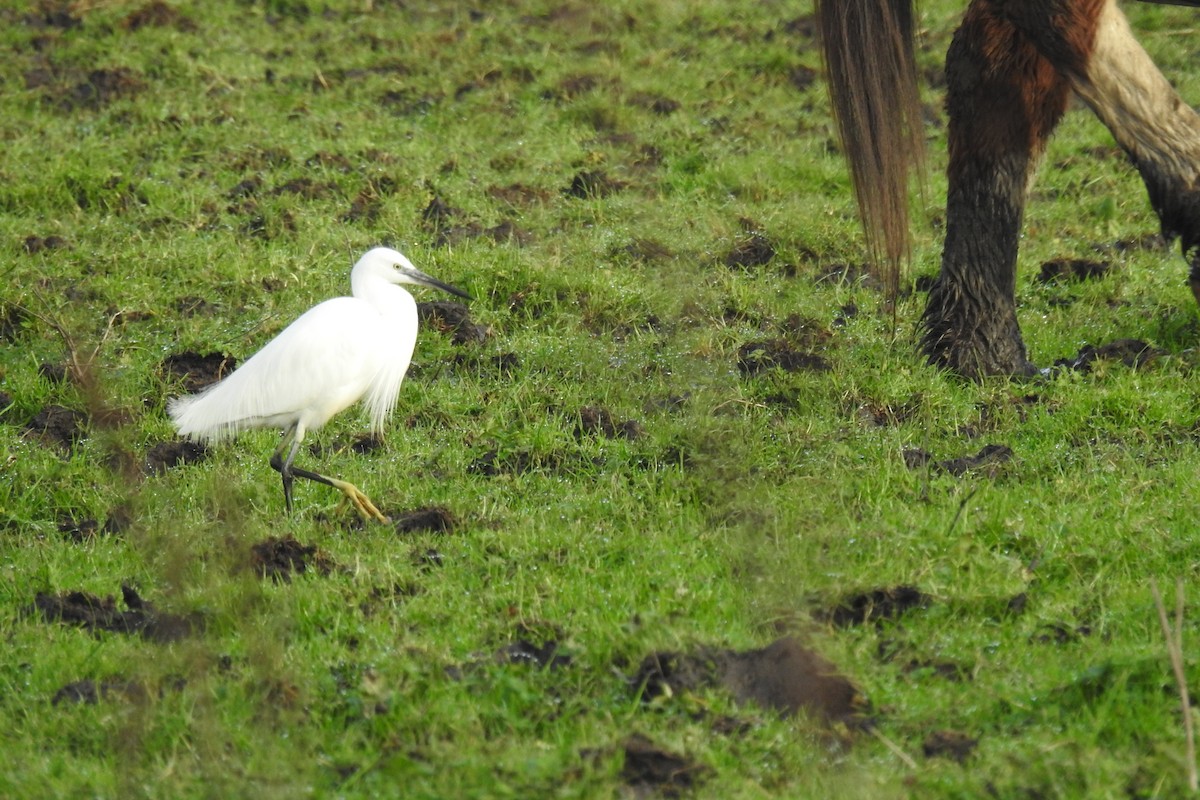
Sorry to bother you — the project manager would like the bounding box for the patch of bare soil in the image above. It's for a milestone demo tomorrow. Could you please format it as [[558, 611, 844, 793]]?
[[452, 351, 521, 377], [52, 678, 148, 705], [495, 638, 572, 669], [1037, 258, 1110, 283], [22, 234, 70, 254], [271, 176, 339, 200], [57, 506, 131, 542], [620, 734, 710, 798], [249, 535, 337, 582], [33, 584, 201, 642], [563, 169, 626, 199], [50, 67, 146, 111], [923, 730, 979, 762], [724, 233, 775, 269], [615, 237, 675, 264], [633, 636, 866, 726], [816, 585, 928, 628], [162, 351, 237, 392], [417, 300, 488, 344], [575, 406, 644, 440], [121, 1, 197, 31], [902, 444, 1013, 477], [23, 404, 86, 451], [0, 303, 31, 341], [1053, 338, 1161, 373], [392, 506, 458, 534], [144, 439, 208, 475], [737, 339, 830, 375], [487, 182, 551, 207]]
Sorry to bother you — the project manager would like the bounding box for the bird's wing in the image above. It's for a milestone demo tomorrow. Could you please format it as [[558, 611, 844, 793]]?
[[169, 298, 382, 439]]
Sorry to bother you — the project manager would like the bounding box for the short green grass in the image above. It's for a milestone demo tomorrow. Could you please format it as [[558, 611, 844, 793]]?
[[3, 1, 1200, 797]]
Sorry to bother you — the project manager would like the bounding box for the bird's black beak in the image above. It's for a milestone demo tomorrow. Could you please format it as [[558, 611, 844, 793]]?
[[401, 265, 472, 300]]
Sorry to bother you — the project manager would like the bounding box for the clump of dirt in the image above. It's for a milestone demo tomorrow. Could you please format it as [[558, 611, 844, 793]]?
[[724, 233, 775, 269], [616, 237, 675, 264], [563, 169, 625, 199], [1038, 258, 1110, 283], [1053, 339, 1160, 373], [420, 194, 531, 247], [902, 444, 1013, 477], [621, 734, 710, 797], [57, 67, 146, 111], [627, 91, 681, 115], [576, 406, 644, 440], [633, 636, 865, 726], [271, 176, 338, 199], [0, 303, 31, 342], [487, 182, 551, 207], [144, 440, 208, 475], [121, 1, 197, 31], [815, 586, 928, 627], [496, 638, 572, 669], [417, 300, 488, 344], [23, 234, 70, 254], [24, 404, 87, 451], [172, 295, 218, 317], [249, 535, 337, 582], [737, 339, 830, 375], [1030, 621, 1092, 644], [58, 507, 130, 542], [392, 506, 458, 534], [452, 351, 521, 377], [162, 351, 237, 392], [52, 678, 148, 705], [923, 730, 979, 762], [33, 584, 200, 642]]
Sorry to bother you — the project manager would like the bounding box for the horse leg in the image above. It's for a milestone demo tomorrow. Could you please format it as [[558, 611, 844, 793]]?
[[1065, 0, 1200, 302], [922, 0, 1078, 377]]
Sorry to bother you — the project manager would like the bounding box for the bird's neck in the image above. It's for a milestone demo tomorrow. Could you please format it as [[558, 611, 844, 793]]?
[[353, 278, 417, 323]]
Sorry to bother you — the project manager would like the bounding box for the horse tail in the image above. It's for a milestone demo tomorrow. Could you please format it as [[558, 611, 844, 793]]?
[[817, 0, 924, 298]]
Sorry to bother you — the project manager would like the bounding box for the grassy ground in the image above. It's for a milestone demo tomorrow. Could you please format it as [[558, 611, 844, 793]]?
[[3, 1, 1200, 797]]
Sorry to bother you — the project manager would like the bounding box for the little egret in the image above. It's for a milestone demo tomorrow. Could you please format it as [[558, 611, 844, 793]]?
[[168, 247, 470, 522]]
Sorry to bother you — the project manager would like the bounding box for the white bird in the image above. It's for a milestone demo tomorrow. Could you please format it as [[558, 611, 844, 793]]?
[[168, 246, 470, 522]]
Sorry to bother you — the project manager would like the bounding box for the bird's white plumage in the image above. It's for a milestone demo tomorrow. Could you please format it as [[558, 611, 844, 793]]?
[[169, 247, 438, 443]]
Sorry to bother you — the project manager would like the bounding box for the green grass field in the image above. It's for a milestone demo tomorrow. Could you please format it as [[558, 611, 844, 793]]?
[[3, 1, 1200, 797]]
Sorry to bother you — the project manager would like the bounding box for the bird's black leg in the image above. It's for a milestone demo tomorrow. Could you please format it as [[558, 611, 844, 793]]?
[[268, 422, 389, 522], [270, 423, 302, 514]]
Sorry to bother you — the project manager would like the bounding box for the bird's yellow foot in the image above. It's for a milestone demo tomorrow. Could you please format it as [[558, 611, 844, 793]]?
[[328, 478, 389, 523]]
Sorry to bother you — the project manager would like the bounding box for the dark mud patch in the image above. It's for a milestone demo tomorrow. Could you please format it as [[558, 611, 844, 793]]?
[[421, 195, 531, 247], [23, 234, 70, 254], [0, 303, 31, 341], [58, 506, 131, 542], [575, 406, 644, 440], [52, 678, 148, 705], [452, 351, 521, 377], [923, 730, 979, 763], [815, 586, 928, 628], [24, 404, 87, 451], [56, 67, 146, 112], [162, 351, 237, 392], [417, 300, 488, 344], [487, 182, 551, 207], [737, 339, 830, 375], [621, 734, 709, 798], [1030, 621, 1093, 645], [122, 1, 197, 32], [1053, 338, 1161, 373], [724, 232, 775, 269], [1037, 258, 1110, 283], [392, 506, 458, 534], [496, 638, 572, 669], [249, 535, 337, 582], [144, 440, 208, 475], [633, 636, 865, 726], [563, 169, 626, 199], [33, 585, 200, 642], [271, 176, 339, 200], [903, 444, 1013, 477]]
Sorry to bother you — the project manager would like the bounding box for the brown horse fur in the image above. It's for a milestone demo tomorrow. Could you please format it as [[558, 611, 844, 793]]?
[[818, 0, 1200, 378]]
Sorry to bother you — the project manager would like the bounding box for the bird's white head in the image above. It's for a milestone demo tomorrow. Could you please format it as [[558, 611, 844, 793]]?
[[354, 247, 471, 299]]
